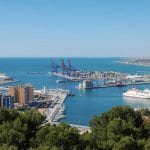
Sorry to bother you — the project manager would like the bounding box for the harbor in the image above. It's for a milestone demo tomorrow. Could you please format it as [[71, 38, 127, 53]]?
[[50, 59, 150, 90], [0, 84, 72, 124], [0, 58, 150, 125], [30, 87, 91, 133], [77, 79, 150, 90], [29, 87, 72, 123]]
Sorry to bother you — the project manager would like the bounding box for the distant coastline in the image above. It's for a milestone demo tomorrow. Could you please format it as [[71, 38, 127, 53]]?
[[120, 58, 150, 67]]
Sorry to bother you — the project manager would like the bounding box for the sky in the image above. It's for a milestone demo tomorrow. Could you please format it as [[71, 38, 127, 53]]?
[[0, 0, 150, 57]]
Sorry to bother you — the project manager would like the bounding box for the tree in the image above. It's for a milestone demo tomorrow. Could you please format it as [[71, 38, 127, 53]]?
[[113, 136, 138, 150], [90, 106, 145, 149], [0, 145, 17, 150], [107, 118, 123, 142], [0, 122, 26, 149], [80, 132, 96, 150], [0, 107, 9, 123], [144, 139, 150, 150], [34, 123, 80, 150]]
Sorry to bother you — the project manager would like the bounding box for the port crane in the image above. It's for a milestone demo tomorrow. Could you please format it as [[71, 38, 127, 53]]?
[[51, 59, 77, 74]]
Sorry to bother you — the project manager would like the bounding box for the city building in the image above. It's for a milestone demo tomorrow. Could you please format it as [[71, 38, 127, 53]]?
[[9, 84, 34, 105], [0, 94, 14, 109]]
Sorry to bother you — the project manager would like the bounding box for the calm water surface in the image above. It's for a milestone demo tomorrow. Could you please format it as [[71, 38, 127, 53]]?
[[0, 57, 150, 125]]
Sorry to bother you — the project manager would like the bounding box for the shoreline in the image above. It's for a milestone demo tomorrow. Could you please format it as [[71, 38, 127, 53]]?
[[119, 61, 150, 67]]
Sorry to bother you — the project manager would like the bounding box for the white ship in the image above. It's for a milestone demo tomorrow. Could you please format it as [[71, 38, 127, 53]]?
[[0, 73, 10, 79], [123, 88, 150, 99]]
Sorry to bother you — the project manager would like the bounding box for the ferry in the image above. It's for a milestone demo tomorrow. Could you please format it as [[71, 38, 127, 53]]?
[[0, 73, 11, 80], [123, 88, 150, 99]]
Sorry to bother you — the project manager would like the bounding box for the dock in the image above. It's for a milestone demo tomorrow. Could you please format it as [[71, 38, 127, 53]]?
[[35, 87, 91, 134], [78, 81, 150, 90], [32, 87, 70, 123], [46, 93, 67, 122]]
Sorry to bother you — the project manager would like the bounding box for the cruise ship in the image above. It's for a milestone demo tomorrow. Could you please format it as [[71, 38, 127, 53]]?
[[123, 88, 150, 99]]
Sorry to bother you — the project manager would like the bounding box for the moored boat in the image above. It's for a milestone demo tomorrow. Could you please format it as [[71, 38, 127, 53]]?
[[123, 88, 150, 99]]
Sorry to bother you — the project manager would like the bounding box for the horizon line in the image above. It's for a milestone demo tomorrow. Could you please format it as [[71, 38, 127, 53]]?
[[0, 56, 139, 59]]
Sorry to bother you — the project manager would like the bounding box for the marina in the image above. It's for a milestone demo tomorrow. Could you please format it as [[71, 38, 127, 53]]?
[[33, 87, 91, 134], [32, 87, 71, 123]]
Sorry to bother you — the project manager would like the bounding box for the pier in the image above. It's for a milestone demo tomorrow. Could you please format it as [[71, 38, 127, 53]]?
[[78, 80, 150, 90], [46, 93, 67, 122], [37, 87, 91, 134], [32, 87, 70, 123]]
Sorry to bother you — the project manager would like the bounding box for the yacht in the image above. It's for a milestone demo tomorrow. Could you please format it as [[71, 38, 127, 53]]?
[[123, 88, 150, 99]]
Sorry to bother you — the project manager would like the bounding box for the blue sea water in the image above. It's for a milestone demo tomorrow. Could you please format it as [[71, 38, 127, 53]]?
[[0, 57, 150, 126]]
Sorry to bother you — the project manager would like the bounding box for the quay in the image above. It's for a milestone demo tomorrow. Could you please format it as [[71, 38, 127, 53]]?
[[36, 87, 91, 134], [50, 59, 129, 82], [46, 93, 67, 122], [78, 80, 150, 90], [50, 71, 127, 82], [50, 59, 150, 89], [34, 87, 70, 123]]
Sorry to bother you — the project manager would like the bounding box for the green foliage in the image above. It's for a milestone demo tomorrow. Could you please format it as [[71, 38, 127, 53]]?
[[0, 107, 10, 123], [144, 139, 150, 150], [107, 118, 123, 141], [113, 136, 137, 150], [30, 146, 60, 150], [0, 122, 25, 147], [0, 106, 149, 150], [138, 108, 150, 116], [0, 107, 45, 150], [34, 123, 80, 150], [90, 106, 148, 149], [0, 145, 17, 150], [0, 107, 20, 124], [80, 132, 96, 150]]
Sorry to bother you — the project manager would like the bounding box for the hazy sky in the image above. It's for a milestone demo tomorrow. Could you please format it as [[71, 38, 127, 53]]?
[[0, 0, 149, 57]]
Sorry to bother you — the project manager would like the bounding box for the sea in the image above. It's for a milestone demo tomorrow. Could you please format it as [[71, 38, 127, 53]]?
[[0, 57, 150, 126]]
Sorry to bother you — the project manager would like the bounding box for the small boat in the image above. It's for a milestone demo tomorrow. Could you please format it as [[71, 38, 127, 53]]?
[[56, 80, 68, 83]]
